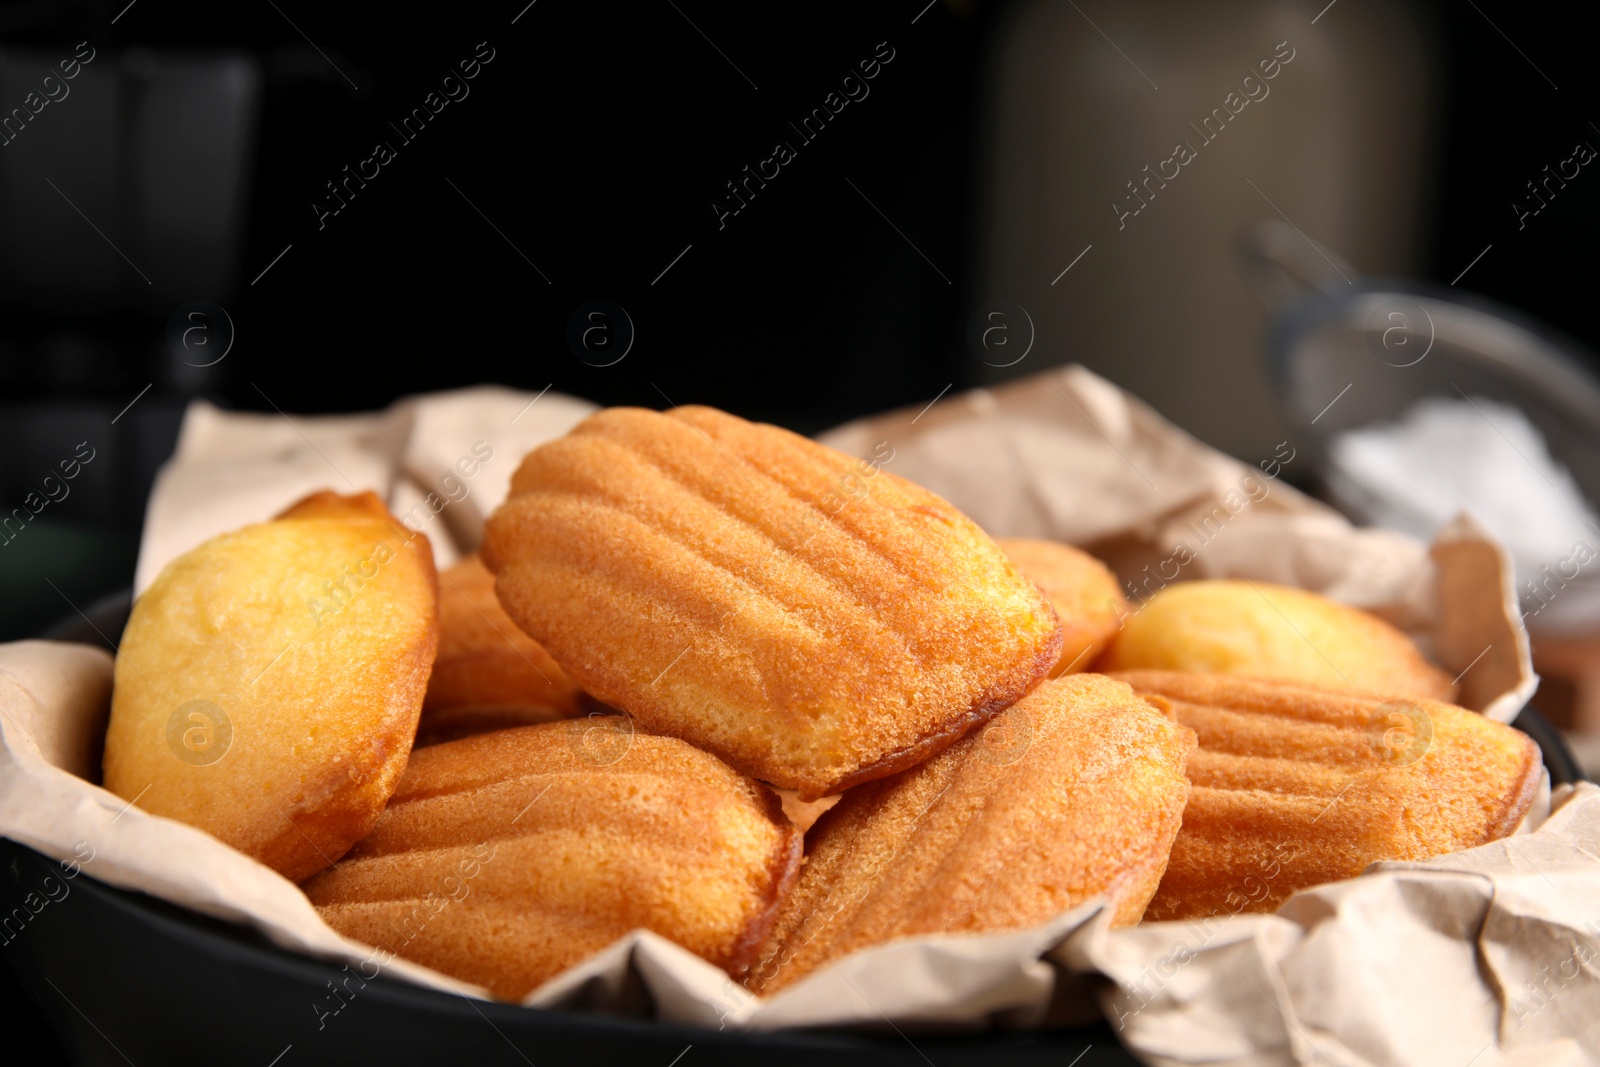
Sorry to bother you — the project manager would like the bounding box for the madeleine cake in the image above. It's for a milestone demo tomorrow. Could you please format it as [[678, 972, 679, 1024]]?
[[304, 720, 802, 998], [746, 673, 1194, 994], [997, 537, 1128, 677], [417, 555, 585, 744], [1097, 579, 1456, 701], [1112, 671, 1541, 921], [481, 405, 1063, 799], [103, 490, 438, 882]]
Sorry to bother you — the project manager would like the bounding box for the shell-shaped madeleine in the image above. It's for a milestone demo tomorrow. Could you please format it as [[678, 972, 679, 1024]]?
[[1097, 580, 1457, 702], [747, 674, 1194, 995], [997, 537, 1128, 677], [304, 721, 802, 999], [103, 490, 438, 883], [1112, 671, 1542, 922], [418, 555, 585, 744], [482, 406, 1062, 799]]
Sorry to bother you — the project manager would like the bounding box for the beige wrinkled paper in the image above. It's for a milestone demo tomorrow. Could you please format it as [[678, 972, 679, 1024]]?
[[4, 365, 1594, 1066]]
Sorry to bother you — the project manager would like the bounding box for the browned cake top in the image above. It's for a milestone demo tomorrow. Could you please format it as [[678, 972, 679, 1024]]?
[[482, 405, 1062, 798], [420, 555, 582, 732], [1111, 671, 1542, 922], [996, 537, 1129, 676], [305, 720, 802, 999], [748, 673, 1193, 994]]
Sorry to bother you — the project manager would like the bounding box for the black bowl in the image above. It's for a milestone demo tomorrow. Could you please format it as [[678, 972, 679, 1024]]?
[[0, 836, 1129, 1066]]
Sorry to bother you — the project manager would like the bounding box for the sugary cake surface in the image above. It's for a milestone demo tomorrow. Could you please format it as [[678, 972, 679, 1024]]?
[[304, 720, 802, 999], [1112, 671, 1541, 921], [747, 673, 1194, 994], [482, 405, 1062, 798]]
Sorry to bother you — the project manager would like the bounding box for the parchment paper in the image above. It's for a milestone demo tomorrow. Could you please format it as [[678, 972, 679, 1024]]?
[[4, 364, 1592, 1067]]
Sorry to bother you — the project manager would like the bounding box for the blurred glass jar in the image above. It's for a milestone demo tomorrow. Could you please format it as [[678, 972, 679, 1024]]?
[[973, 0, 1436, 463]]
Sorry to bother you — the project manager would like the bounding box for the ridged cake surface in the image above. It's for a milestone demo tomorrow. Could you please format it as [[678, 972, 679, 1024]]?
[[746, 674, 1193, 994], [482, 406, 1063, 798], [1112, 671, 1541, 921], [305, 720, 802, 999]]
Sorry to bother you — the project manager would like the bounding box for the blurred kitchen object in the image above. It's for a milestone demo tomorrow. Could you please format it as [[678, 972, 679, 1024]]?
[[0, 47, 259, 312], [974, 0, 1435, 463], [0, 42, 259, 640], [1328, 397, 1598, 591], [1257, 219, 1600, 759]]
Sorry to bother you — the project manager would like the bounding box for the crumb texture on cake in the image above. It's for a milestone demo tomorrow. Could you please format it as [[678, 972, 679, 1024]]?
[[304, 721, 802, 999], [482, 405, 1062, 798], [102, 490, 438, 883], [1113, 671, 1541, 922], [747, 673, 1193, 994]]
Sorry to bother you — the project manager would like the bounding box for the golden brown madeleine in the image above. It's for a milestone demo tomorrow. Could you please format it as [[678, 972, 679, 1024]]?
[[103, 491, 438, 883], [1097, 579, 1456, 702], [417, 555, 584, 744], [746, 674, 1194, 995], [1111, 671, 1542, 922], [997, 538, 1129, 677], [482, 405, 1062, 799], [304, 720, 802, 999]]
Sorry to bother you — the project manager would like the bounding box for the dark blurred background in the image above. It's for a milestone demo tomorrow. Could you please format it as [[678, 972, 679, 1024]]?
[[1, 0, 1596, 633]]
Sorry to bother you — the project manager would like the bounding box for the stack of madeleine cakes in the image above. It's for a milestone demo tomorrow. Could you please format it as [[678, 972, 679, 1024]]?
[[101, 404, 1541, 1002]]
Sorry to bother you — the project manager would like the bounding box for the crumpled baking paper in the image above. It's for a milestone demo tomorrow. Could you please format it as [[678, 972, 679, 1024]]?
[[4, 364, 1590, 1067]]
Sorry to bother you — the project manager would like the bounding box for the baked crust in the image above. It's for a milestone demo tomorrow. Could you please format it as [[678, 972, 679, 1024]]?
[[481, 405, 1062, 799], [997, 538, 1128, 676], [745, 674, 1194, 995], [103, 490, 438, 883], [1111, 671, 1542, 922], [1098, 579, 1457, 702], [303, 720, 803, 998], [418, 555, 584, 744]]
